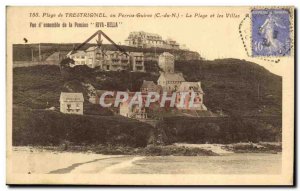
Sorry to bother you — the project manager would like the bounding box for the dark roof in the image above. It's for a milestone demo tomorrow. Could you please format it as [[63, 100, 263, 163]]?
[[60, 92, 84, 102]]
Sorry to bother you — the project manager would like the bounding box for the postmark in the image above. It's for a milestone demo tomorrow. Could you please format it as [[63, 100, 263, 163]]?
[[251, 9, 291, 57]]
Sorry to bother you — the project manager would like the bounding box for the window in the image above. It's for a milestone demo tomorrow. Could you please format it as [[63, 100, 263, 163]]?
[[96, 53, 101, 59], [81, 61, 85, 65], [76, 103, 80, 112], [67, 104, 71, 112]]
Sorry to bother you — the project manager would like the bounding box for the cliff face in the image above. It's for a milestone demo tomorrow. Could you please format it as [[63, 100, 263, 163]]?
[[175, 58, 282, 116]]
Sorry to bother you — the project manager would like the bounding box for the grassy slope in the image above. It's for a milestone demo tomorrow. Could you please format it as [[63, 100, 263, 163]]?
[[12, 58, 282, 146], [13, 59, 282, 116], [176, 59, 282, 116], [13, 65, 63, 108], [13, 65, 154, 147], [13, 107, 153, 147]]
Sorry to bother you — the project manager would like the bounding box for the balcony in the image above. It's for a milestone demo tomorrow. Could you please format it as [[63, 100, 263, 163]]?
[[111, 58, 120, 62], [111, 61, 120, 66], [121, 59, 129, 63], [135, 57, 144, 61]]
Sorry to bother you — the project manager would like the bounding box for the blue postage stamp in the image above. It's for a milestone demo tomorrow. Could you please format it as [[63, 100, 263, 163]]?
[[251, 9, 291, 57]]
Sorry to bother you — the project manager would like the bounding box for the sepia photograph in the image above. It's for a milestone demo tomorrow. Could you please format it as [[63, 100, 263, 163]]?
[[6, 6, 294, 185]]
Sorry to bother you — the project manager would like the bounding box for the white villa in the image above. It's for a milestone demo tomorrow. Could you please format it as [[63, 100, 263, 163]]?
[[67, 47, 145, 72], [60, 92, 84, 115]]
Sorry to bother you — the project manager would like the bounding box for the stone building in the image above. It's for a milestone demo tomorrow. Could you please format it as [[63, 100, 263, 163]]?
[[125, 31, 181, 50], [131, 52, 145, 72], [124, 31, 165, 48], [59, 92, 84, 115], [158, 52, 175, 73], [157, 72, 185, 92], [101, 50, 130, 71]]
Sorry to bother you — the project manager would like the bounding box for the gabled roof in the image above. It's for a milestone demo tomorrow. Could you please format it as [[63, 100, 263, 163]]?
[[60, 92, 84, 102], [141, 80, 156, 89], [178, 82, 203, 93], [140, 80, 162, 93], [84, 47, 131, 57], [158, 72, 185, 82]]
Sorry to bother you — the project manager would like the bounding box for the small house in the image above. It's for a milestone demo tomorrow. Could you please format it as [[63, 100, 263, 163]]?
[[60, 92, 84, 115]]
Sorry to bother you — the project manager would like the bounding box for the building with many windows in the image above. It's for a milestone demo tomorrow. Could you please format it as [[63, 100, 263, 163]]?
[[131, 52, 145, 72], [125, 31, 181, 50], [125, 31, 165, 48], [67, 46, 145, 72]]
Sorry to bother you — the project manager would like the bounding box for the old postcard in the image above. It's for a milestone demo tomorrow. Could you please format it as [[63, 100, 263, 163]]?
[[6, 6, 294, 185]]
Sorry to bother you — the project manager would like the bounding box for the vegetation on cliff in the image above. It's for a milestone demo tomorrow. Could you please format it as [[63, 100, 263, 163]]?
[[12, 57, 282, 147]]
